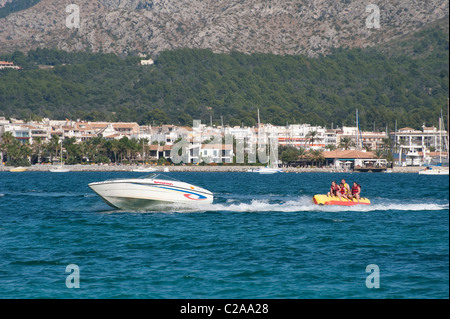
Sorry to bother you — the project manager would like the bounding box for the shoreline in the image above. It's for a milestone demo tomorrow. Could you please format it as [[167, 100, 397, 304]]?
[[0, 164, 431, 173]]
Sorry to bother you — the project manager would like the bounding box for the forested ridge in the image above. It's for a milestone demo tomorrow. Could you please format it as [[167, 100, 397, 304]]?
[[0, 20, 448, 130]]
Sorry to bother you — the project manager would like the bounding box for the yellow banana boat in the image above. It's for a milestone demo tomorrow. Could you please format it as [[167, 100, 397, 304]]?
[[313, 194, 371, 206], [9, 167, 28, 172]]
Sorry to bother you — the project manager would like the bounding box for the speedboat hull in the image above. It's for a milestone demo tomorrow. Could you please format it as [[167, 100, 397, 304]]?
[[313, 194, 371, 206], [89, 175, 213, 210], [132, 167, 158, 172], [49, 168, 70, 172], [258, 169, 282, 174], [252, 167, 282, 174], [419, 168, 449, 175]]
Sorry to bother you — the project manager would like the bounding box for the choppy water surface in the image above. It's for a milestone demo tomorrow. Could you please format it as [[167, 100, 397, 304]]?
[[0, 171, 448, 298]]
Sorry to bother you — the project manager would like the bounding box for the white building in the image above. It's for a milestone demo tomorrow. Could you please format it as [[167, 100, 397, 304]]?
[[337, 126, 387, 150], [390, 126, 448, 153], [277, 124, 327, 149], [0, 61, 21, 70], [390, 125, 448, 166], [140, 59, 154, 66], [0, 123, 31, 144], [200, 144, 234, 163]]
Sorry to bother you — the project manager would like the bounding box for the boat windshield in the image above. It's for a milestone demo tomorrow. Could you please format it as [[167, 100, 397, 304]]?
[[138, 173, 180, 182]]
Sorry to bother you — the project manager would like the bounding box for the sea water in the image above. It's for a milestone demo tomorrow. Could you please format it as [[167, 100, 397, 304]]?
[[0, 171, 448, 298]]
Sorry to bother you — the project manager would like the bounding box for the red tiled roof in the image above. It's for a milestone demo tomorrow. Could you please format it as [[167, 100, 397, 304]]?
[[322, 150, 376, 159]]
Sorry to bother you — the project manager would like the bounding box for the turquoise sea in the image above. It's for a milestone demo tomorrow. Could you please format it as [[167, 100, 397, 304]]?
[[0, 171, 448, 299]]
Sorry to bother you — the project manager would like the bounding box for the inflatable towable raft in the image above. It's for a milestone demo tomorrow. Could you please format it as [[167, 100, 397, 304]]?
[[313, 194, 371, 206]]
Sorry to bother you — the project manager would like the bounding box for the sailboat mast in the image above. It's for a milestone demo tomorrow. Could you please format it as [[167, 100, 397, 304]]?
[[440, 108, 449, 162], [355, 109, 362, 150], [60, 140, 63, 167], [439, 113, 442, 163], [356, 109, 358, 149]]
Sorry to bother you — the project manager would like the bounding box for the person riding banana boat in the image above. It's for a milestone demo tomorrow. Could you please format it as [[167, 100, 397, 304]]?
[[327, 181, 340, 197], [314, 180, 369, 206], [348, 182, 361, 203], [327, 179, 350, 200]]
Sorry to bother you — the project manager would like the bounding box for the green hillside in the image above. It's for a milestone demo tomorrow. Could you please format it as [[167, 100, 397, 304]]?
[[0, 21, 448, 130]]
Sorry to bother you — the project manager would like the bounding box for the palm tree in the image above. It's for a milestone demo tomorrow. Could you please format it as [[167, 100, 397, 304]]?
[[85, 136, 108, 163], [381, 138, 392, 152], [48, 135, 60, 164], [110, 139, 120, 163], [63, 137, 81, 164], [0, 143, 4, 164], [118, 137, 140, 163], [280, 146, 300, 165], [372, 149, 385, 159], [325, 144, 337, 151], [308, 149, 325, 167], [385, 150, 394, 167], [128, 138, 140, 163], [0, 133, 12, 164], [306, 130, 318, 147], [1, 131, 14, 145], [5, 139, 32, 166], [139, 138, 150, 164], [20, 143, 32, 164], [363, 144, 372, 152], [31, 137, 44, 164], [297, 147, 307, 167], [339, 137, 353, 150], [1, 132, 15, 163]]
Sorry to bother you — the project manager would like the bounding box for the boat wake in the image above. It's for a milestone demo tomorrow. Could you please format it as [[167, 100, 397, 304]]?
[[204, 198, 448, 213], [112, 195, 448, 213]]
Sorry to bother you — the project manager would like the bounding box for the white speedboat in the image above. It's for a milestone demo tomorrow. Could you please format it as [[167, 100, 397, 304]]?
[[256, 167, 282, 174], [253, 166, 283, 174], [89, 173, 213, 210], [419, 167, 449, 175], [49, 166, 70, 173], [132, 166, 157, 173]]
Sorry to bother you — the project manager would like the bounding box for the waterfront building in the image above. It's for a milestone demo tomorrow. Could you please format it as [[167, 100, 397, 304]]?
[[336, 126, 388, 150], [277, 124, 327, 149], [390, 125, 448, 166], [390, 126, 447, 153], [0, 123, 31, 144], [200, 144, 234, 164], [322, 150, 387, 170], [0, 61, 21, 70]]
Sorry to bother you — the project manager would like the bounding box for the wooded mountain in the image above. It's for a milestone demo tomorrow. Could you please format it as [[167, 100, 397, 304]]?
[[0, 18, 448, 130]]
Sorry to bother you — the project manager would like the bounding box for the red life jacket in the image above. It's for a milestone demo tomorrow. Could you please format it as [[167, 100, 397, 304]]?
[[331, 184, 339, 195], [352, 184, 361, 194], [340, 187, 346, 194]]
